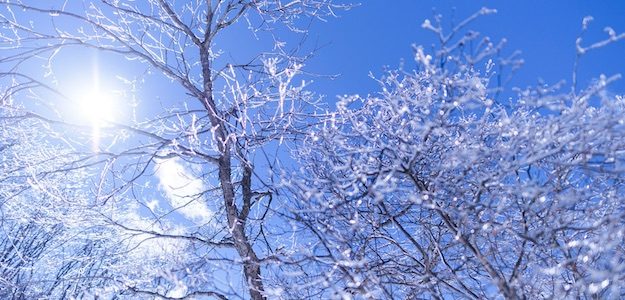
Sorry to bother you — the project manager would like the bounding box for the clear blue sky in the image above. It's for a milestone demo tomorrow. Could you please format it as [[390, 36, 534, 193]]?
[[304, 1, 625, 100]]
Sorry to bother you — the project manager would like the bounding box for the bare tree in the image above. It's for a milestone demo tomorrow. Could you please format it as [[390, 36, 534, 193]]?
[[0, 106, 127, 298], [0, 0, 348, 298], [290, 9, 625, 299]]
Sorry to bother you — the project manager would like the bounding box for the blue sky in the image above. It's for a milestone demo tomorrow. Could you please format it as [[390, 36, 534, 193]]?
[[7, 0, 625, 143], [25, 1, 625, 124], [304, 1, 625, 99]]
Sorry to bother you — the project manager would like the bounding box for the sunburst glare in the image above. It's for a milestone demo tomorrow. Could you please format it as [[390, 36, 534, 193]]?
[[72, 82, 118, 151]]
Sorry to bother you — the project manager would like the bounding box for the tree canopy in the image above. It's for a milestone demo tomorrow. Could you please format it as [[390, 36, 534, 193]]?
[[1, 1, 624, 299]]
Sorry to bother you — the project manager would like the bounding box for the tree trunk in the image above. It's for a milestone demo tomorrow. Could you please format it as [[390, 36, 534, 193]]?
[[200, 45, 265, 299]]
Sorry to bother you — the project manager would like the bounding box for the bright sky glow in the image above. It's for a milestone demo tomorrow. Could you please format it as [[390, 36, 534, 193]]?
[[52, 49, 124, 151], [72, 84, 118, 151], [77, 86, 116, 126]]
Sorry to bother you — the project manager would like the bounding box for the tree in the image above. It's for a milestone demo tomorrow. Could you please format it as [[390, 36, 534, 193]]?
[[3, 2, 625, 299], [0, 106, 125, 298], [290, 9, 625, 299], [0, 0, 348, 298]]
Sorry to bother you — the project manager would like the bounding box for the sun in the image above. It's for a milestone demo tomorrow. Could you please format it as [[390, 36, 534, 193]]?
[[58, 55, 122, 151], [72, 84, 118, 151], [78, 87, 117, 126]]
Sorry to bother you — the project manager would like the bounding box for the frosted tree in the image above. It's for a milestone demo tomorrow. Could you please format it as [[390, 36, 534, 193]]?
[[0, 106, 127, 298], [290, 9, 625, 299], [0, 0, 348, 298]]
